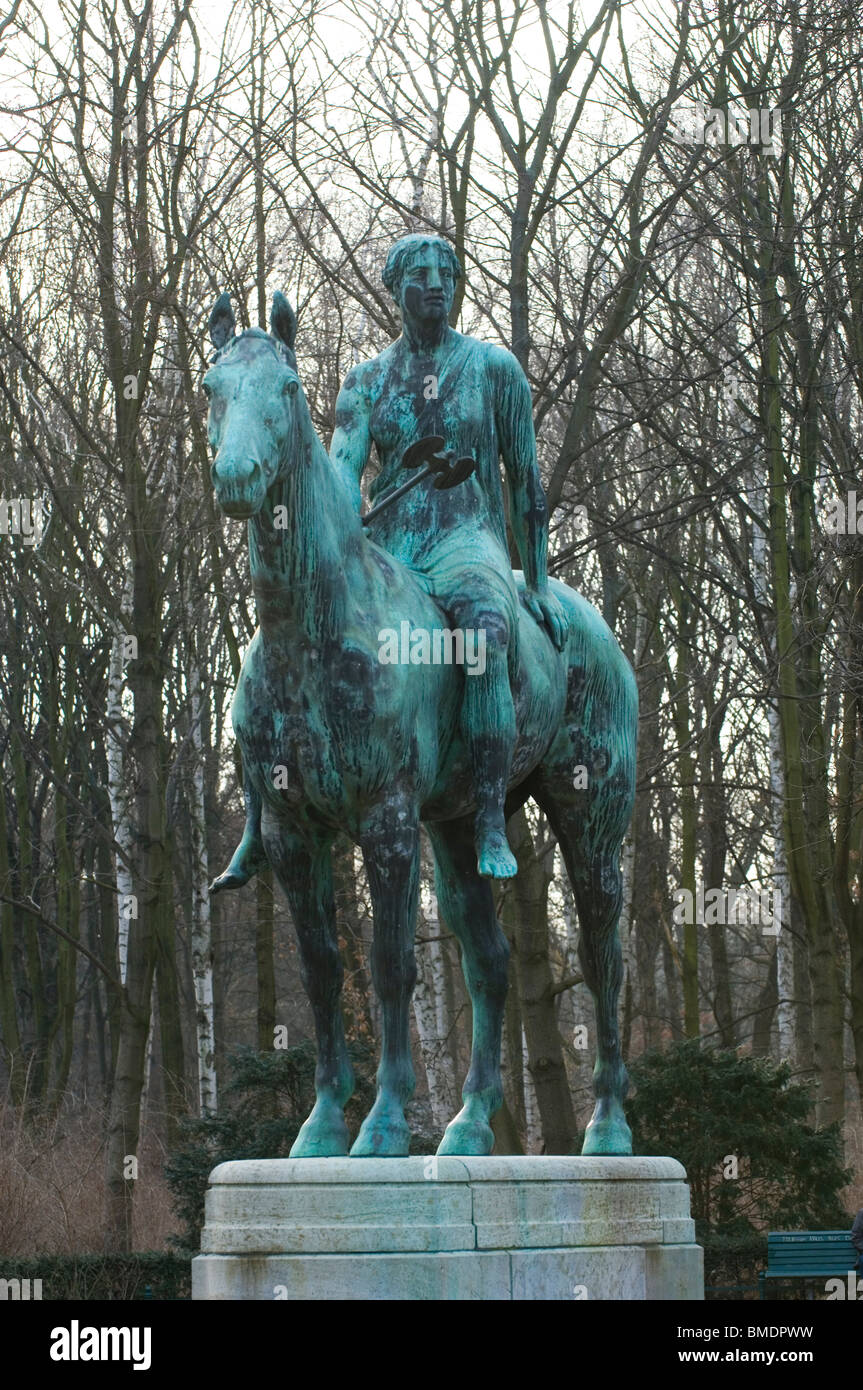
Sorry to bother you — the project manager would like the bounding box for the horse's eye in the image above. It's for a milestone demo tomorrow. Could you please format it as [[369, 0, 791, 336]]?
[[202, 383, 212, 400], [283, 378, 298, 398]]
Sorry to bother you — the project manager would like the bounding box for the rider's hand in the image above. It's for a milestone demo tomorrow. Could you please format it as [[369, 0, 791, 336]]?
[[524, 586, 569, 651]]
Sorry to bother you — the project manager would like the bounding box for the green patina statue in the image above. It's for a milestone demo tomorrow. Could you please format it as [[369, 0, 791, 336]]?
[[331, 235, 569, 880], [205, 236, 637, 1159]]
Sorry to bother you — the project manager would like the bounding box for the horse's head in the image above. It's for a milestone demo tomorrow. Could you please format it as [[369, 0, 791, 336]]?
[[203, 291, 300, 519]]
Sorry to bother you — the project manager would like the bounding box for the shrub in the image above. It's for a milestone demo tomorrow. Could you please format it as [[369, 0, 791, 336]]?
[[0, 1252, 191, 1300], [701, 1231, 767, 1300], [0, 1097, 177, 1254], [627, 1040, 852, 1235]]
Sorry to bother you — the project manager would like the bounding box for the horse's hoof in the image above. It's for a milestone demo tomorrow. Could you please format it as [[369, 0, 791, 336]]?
[[290, 1105, 350, 1158], [350, 1121, 411, 1157], [476, 829, 518, 879], [581, 1105, 632, 1156], [350, 1106, 410, 1157], [436, 1110, 495, 1156]]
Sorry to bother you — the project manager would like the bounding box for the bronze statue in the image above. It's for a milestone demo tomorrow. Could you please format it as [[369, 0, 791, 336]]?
[[206, 238, 636, 1159]]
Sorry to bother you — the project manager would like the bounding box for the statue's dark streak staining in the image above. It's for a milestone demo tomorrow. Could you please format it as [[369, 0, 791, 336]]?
[[203, 245, 637, 1158]]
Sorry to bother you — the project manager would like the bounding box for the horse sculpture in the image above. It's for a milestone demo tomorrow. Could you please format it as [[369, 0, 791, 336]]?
[[204, 294, 637, 1159]]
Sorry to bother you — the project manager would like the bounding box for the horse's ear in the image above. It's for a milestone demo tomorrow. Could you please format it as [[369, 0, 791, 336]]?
[[270, 292, 297, 353], [209, 292, 236, 350]]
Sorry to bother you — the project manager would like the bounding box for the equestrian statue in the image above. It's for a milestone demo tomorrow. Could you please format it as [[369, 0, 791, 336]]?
[[206, 234, 637, 1160]]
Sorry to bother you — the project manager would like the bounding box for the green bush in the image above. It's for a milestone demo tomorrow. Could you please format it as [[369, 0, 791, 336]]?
[[0, 1252, 192, 1300], [627, 1040, 852, 1236], [701, 1231, 767, 1300]]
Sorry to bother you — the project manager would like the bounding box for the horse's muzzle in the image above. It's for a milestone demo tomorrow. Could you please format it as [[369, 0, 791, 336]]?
[[213, 459, 266, 517]]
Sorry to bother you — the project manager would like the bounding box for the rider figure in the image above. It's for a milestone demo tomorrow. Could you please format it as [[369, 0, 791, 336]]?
[[212, 234, 568, 890], [331, 234, 568, 878]]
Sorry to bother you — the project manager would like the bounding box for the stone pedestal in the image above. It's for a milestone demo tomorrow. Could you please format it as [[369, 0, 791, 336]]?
[[192, 1155, 703, 1301]]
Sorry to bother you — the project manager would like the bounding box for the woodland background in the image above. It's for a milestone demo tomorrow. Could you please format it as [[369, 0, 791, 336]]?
[[1, 0, 863, 1257]]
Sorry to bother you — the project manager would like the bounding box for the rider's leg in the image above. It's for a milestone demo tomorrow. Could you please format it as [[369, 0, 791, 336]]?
[[457, 607, 518, 879], [209, 771, 267, 893]]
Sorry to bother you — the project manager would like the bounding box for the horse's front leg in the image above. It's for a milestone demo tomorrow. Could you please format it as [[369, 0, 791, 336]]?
[[576, 851, 631, 1156], [427, 815, 508, 1156], [350, 794, 420, 1157], [263, 821, 354, 1157]]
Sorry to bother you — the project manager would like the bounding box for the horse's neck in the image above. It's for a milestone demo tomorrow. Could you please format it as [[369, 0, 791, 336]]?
[[249, 394, 362, 640]]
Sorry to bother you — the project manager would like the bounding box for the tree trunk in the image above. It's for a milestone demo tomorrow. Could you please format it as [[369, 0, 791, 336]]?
[[504, 807, 578, 1153], [769, 701, 794, 1061], [761, 228, 845, 1126], [256, 867, 276, 1053], [332, 836, 373, 1048], [189, 667, 216, 1115], [701, 691, 734, 1046], [155, 863, 185, 1144], [0, 769, 23, 1102], [752, 944, 778, 1057], [413, 895, 460, 1130], [668, 577, 699, 1037], [106, 587, 134, 988], [104, 582, 165, 1250], [500, 915, 527, 1141]]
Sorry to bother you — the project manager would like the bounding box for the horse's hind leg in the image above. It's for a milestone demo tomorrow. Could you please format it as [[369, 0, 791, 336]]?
[[351, 792, 420, 1157], [262, 821, 354, 1157], [532, 769, 633, 1156], [427, 815, 509, 1156]]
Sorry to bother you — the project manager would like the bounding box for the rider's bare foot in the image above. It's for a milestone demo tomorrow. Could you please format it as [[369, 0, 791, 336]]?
[[209, 834, 267, 894], [476, 821, 517, 879]]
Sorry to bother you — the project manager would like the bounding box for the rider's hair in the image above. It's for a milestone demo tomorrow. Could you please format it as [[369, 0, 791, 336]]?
[[381, 235, 462, 298]]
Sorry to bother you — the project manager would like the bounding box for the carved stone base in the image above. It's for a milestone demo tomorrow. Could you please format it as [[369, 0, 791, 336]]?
[[191, 1156, 703, 1301]]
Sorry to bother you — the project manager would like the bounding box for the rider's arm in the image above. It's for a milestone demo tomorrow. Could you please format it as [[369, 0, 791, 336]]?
[[496, 350, 568, 650], [330, 365, 373, 511]]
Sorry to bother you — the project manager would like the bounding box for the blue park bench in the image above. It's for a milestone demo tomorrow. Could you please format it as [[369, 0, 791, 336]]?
[[758, 1231, 859, 1298]]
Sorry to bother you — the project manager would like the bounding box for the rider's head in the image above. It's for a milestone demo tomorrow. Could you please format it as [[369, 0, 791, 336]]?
[[382, 235, 461, 325]]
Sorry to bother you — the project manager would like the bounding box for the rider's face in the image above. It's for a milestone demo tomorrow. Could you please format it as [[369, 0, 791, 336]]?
[[398, 250, 455, 327]]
